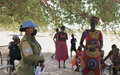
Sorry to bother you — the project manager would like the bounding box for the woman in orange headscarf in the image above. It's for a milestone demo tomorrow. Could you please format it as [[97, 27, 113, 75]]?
[[80, 16, 103, 75]]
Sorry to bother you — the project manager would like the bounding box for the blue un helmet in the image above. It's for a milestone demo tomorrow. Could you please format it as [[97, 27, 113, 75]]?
[[12, 35, 19, 39], [19, 20, 38, 32]]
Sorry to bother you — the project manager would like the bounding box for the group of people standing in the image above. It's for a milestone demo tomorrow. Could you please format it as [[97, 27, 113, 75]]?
[[8, 16, 120, 75], [51, 16, 120, 75], [51, 16, 103, 75]]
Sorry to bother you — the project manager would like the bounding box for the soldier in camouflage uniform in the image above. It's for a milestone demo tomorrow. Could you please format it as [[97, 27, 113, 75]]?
[[17, 20, 44, 75]]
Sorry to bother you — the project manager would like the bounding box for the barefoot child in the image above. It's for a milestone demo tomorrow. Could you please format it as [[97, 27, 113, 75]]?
[[71, 46, 83, 71]]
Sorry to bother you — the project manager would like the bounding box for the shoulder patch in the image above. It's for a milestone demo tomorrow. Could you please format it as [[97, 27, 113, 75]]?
[[22, 41, 33, 57]]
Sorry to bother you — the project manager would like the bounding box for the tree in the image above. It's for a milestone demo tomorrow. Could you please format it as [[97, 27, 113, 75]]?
[[0, 0, 119, 32]]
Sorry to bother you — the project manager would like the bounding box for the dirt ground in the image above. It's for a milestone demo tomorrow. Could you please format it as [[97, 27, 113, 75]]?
[[0, 53, 117, 75]]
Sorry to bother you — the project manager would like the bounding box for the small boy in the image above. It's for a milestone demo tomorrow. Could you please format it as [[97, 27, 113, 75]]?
[[71, 46, 83, 72], [70, 34, 77, 58], [35, 62, 45, 75]]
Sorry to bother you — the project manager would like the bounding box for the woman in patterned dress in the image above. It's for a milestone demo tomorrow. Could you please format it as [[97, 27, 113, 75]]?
[[80, 16, 103, 75], [55, 26, 69, 68]]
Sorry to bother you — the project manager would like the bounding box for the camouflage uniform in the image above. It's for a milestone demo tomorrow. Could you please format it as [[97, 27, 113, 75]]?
[[17, 35, 44, 75]]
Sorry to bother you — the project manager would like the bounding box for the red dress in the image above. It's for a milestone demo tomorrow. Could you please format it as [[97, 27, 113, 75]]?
[[55, 32, 69, 61], [81, 30, 103, 75]]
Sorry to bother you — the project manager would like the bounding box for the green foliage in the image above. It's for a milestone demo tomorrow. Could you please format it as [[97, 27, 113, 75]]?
[[0, 0, 119, 32]]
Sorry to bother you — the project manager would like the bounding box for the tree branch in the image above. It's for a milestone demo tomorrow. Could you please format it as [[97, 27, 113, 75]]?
[[108, 24, 120, 42], [113, 0, 120, 4], [104, 0, 120, 21], [0, 2, 6, 7], [40, 0, 59, 27], [104, 0, 113, 19]]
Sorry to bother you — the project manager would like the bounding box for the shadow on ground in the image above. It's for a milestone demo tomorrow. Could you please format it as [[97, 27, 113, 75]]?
[[0, 52, 81, 75], [1, 52, 120, 75]]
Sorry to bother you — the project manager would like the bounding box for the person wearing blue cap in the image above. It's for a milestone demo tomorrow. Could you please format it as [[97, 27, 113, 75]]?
[[8, 35, 21, 74], [17, 20, 44, 75]]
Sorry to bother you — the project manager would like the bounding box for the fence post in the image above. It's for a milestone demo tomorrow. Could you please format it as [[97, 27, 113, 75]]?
[[8, 65, 12, 75], [0, 45, 8, 65], [0, 51, 2, 64]]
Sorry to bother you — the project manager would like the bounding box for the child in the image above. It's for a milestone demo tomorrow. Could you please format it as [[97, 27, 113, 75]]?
[[70, 34, 77, 58], [35, 62, 45, 75], [71, 46, 83, 72]]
